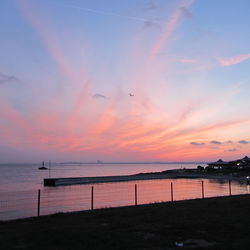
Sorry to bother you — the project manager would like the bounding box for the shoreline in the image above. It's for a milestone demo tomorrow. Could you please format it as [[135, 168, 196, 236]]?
[[44, 168, 250, 186]]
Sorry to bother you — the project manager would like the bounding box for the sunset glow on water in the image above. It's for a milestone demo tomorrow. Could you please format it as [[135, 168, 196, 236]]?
[[1, 177, 249, 221]]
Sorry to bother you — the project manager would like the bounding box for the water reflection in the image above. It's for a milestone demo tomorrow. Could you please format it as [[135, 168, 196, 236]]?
[[1, 178, 250, 221]]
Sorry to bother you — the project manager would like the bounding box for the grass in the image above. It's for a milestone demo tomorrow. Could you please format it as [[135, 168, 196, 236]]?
[[1, 195, 250, 249]]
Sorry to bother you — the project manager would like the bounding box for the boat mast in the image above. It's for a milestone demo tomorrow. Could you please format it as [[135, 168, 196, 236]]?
[[49, 160, 51, 178]]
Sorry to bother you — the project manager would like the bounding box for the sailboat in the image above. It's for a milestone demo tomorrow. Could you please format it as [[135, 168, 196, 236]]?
[[38, 161, 48, 170]]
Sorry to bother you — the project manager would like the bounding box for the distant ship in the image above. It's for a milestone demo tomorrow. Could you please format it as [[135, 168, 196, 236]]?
[[97, 160, 103, 164], [38, 161, 48, 170]]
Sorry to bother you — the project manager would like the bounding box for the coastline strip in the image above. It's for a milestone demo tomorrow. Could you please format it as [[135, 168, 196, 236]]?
[[44, 171, 249, 186]]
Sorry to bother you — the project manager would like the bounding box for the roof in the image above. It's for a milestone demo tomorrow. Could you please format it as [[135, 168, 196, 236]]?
[[208, 156, 250, 165], [242, 156, 250, 161], [208, 159, 230, 165]]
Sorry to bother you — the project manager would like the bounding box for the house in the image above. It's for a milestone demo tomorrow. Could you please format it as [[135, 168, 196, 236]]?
[[206, 156, 250, 170], [233, 156, 250, 168], [240, 156, 250, 163], [207, 159, 233, 170]]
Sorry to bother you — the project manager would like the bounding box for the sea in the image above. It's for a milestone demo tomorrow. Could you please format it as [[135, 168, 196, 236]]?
[[0, 162, 202, 192], [0, 162, 249, 221]]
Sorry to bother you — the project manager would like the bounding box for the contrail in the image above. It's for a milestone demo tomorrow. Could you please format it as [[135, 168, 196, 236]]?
[[146, 0, 194, 65], [52, 1, 163, 24]]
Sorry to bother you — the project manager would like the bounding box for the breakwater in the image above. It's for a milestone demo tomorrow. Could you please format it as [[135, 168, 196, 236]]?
[[44, 173, 174, 186], [44, 170, 249, 186]]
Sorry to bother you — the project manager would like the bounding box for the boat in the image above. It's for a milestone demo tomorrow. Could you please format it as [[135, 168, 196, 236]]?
[[38, 166, 48, 170], [38, 161, 48, 170]]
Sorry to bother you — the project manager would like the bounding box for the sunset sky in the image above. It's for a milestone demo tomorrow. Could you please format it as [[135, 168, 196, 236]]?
[[0, 0, 250, 163]]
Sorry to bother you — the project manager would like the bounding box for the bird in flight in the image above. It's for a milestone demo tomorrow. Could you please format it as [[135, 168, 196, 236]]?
[[129, 93, 134, 96]]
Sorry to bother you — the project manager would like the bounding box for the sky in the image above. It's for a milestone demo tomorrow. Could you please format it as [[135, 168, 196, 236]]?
[[0, 0, 250, 163]]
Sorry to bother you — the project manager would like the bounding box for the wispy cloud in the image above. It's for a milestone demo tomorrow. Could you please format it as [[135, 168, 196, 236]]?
[[92, 93, 107, 99], [218, 54, 250, 66], [238, 140, 249, 144], [190, 142, 205, 146], [0, 73, 18, 85], [210, 140, 222, 145], [177, 58, 197, 64], [146, 0, 194, 64], [143, 18, 162, 29], [55, 0, 164, 33], [179, 6, 192, 18], [54, 2, 163, 25], [144, 0, 158, 11], [225, 148, 237, 152]]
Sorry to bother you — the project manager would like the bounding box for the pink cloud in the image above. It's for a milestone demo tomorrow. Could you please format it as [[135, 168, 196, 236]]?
[[218, 54, 250, 66]]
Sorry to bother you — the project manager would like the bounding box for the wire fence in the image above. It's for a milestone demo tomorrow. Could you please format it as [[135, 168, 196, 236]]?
[[0, 178, 250, 221]]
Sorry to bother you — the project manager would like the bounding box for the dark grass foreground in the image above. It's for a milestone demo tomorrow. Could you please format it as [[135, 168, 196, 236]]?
[[1, 195, 250, 249]]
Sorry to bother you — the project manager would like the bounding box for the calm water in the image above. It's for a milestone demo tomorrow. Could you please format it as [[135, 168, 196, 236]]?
[[0, 163, 199, 192], [1, 163, 249, 221]]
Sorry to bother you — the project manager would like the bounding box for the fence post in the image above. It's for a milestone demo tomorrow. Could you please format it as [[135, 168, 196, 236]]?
[[229, 180, 232, 196], [91, 186, 94, 210], [201, 181, 205, 199], [135, 184, 138, 206], [171, 182, 174, 202], [37, 189, 41, 217]]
